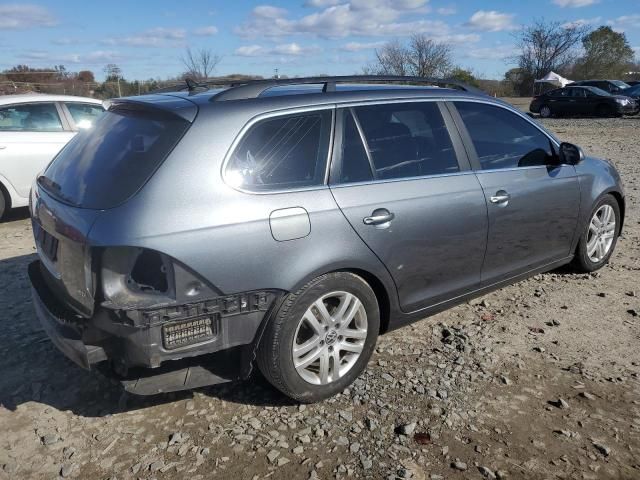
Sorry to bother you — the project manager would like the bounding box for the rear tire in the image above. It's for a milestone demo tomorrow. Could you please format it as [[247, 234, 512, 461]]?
[[0, 189, 6, 221], [539, 105, 552, 118], [572, 194, 620, 272], [257, 272, 380, 403]]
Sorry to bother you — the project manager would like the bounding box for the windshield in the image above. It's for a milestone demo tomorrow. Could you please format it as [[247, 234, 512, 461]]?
[[39, 104, 190, 209], [584, 86, 611, 97], [611, 80, 630, 88]]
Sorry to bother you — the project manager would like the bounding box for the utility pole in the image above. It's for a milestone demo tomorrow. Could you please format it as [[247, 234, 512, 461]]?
[[117, 77, 122, 97]]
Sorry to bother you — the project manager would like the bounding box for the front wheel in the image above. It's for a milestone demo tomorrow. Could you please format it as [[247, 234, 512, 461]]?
[[539, 105, 552, 118], [572, 194, 620, 272], [257, 272, 380, 403]]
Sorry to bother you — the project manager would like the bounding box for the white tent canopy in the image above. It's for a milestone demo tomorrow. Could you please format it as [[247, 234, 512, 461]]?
[[534, 71, 573, 95]]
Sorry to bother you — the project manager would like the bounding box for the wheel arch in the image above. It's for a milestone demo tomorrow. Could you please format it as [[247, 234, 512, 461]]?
[[290, 265, 395, 335], [607, 189, 625, 234]]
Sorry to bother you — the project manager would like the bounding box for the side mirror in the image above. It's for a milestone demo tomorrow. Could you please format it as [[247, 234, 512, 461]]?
[[559, 142, 584, 165]]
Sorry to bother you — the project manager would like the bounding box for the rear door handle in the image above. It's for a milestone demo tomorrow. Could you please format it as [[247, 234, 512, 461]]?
[[489, 191, 510, 204], [0, 146, 6, 150], [363, 209, 395, 225]]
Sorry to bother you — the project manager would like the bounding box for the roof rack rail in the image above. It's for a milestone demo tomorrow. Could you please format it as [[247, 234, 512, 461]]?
[[209, 75, 483, 102]]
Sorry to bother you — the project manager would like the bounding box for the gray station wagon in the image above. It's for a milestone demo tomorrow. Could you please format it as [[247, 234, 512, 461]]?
[[28, 76, 625, 402]]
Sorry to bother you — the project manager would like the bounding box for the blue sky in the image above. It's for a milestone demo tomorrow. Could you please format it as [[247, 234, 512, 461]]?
[[0, 1, 638, 81]]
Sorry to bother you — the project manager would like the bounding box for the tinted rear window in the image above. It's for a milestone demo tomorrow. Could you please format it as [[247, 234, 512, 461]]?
[[40, 104, 190, 209]]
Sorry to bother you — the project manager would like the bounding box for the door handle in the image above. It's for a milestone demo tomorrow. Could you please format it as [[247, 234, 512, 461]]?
[[363, 210, 395, 225], [489, 191, 510, 204], [0, 146, 6, 150]]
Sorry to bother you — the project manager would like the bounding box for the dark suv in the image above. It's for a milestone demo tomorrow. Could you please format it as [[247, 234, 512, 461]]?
[[570, 79, 630, 94], [530, 85, 638, 118], [28, 76, 625, 402]]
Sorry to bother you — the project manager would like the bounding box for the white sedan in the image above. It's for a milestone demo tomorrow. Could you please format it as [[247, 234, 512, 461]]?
[[0, 94, 105, 219]]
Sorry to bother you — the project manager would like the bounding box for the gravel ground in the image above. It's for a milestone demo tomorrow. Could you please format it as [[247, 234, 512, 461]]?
[[0, 111, 639, 480]]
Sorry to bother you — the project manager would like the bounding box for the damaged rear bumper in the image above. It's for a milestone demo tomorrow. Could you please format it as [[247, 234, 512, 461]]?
[[28, 260, 280, 394]]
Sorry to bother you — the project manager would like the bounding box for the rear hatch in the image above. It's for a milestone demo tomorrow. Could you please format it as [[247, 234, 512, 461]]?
[[32, 95, 196, 316]]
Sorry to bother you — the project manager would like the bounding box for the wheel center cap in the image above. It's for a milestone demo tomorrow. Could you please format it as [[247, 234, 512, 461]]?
[[325, 329, 338, 346]]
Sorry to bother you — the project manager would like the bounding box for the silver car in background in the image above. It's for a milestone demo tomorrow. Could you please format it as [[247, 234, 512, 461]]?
[[27, 76, 624, 402]]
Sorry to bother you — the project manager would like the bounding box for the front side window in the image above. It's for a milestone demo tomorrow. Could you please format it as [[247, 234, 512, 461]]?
[[337, 101, 459, 183], [0, 103, 63, 132], [226, 110, 331, 191], [571, 88, 586, 98], [65, 103, 105, 129], [455, 102, 555, 170]]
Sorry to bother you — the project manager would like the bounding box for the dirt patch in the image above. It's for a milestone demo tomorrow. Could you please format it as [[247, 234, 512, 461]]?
[[0, 115, 639, 479]]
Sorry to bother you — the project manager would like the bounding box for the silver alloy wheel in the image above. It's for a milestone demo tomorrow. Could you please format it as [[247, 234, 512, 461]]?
[[292, 291, 368, 385], [540, 105, 551, 118], [587, 204, 616, 263]]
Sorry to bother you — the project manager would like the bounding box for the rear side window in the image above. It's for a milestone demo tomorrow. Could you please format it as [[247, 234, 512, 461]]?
[[65, 103, 105, 129], [226, 110, 331, 191], [455, 102, 555, 170], [336, 101, 459, 183], [40, 105, 189, 209], [0, 103, 63, 132]]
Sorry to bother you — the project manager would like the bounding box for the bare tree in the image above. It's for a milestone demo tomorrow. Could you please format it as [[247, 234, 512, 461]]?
[[374, 40, 409, 76], [407, 34, 453, 78], [181, 47, 222, 81], [367, 36, 454, 78], [514, 19, 589, 81]]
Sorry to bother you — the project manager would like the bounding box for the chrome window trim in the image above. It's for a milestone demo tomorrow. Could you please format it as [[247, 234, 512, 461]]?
[[330, 169, 478, 189], [221, 96, 564, 194], [221, 104, 336, 195]]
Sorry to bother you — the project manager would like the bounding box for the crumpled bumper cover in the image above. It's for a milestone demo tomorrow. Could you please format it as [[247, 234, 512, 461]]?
[[28, 260, 105, 370], [28, 260, 282, 394]]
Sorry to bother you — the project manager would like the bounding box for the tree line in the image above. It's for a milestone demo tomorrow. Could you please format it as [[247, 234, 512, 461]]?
[[364, 20, 637, 96], [1, 20, 637, 99]]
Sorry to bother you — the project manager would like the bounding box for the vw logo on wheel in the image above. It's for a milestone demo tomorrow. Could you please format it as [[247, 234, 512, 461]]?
[[325, 329, 338, 346]]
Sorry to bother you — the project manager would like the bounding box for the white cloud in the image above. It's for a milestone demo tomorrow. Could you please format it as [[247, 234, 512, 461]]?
[[52, 38, 85, 46], [21, 49, 125, 65], [0, 4, 56, 30], [235, 1, 441, 38], [304, 0, 341, 6], [561, 17, 601, 28], [60, 51, 125, 64], [466, 45, 517, 60], [341, 41, 387, 51], [437, 7, 456, 15], [552, 0, 598, 7], [253, 5, 289, 18], [193, 26, 218, 36], [234, 42, 319, 57], [103, 27, 186, 47], [466, 10, 517, 32], [608, 14, 640, 30]]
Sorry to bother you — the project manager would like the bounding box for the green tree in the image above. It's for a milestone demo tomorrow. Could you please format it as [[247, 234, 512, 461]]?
[[77, 70, 95, 83], [577, 26, 635, 78], [449, 68, 479, 87]]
